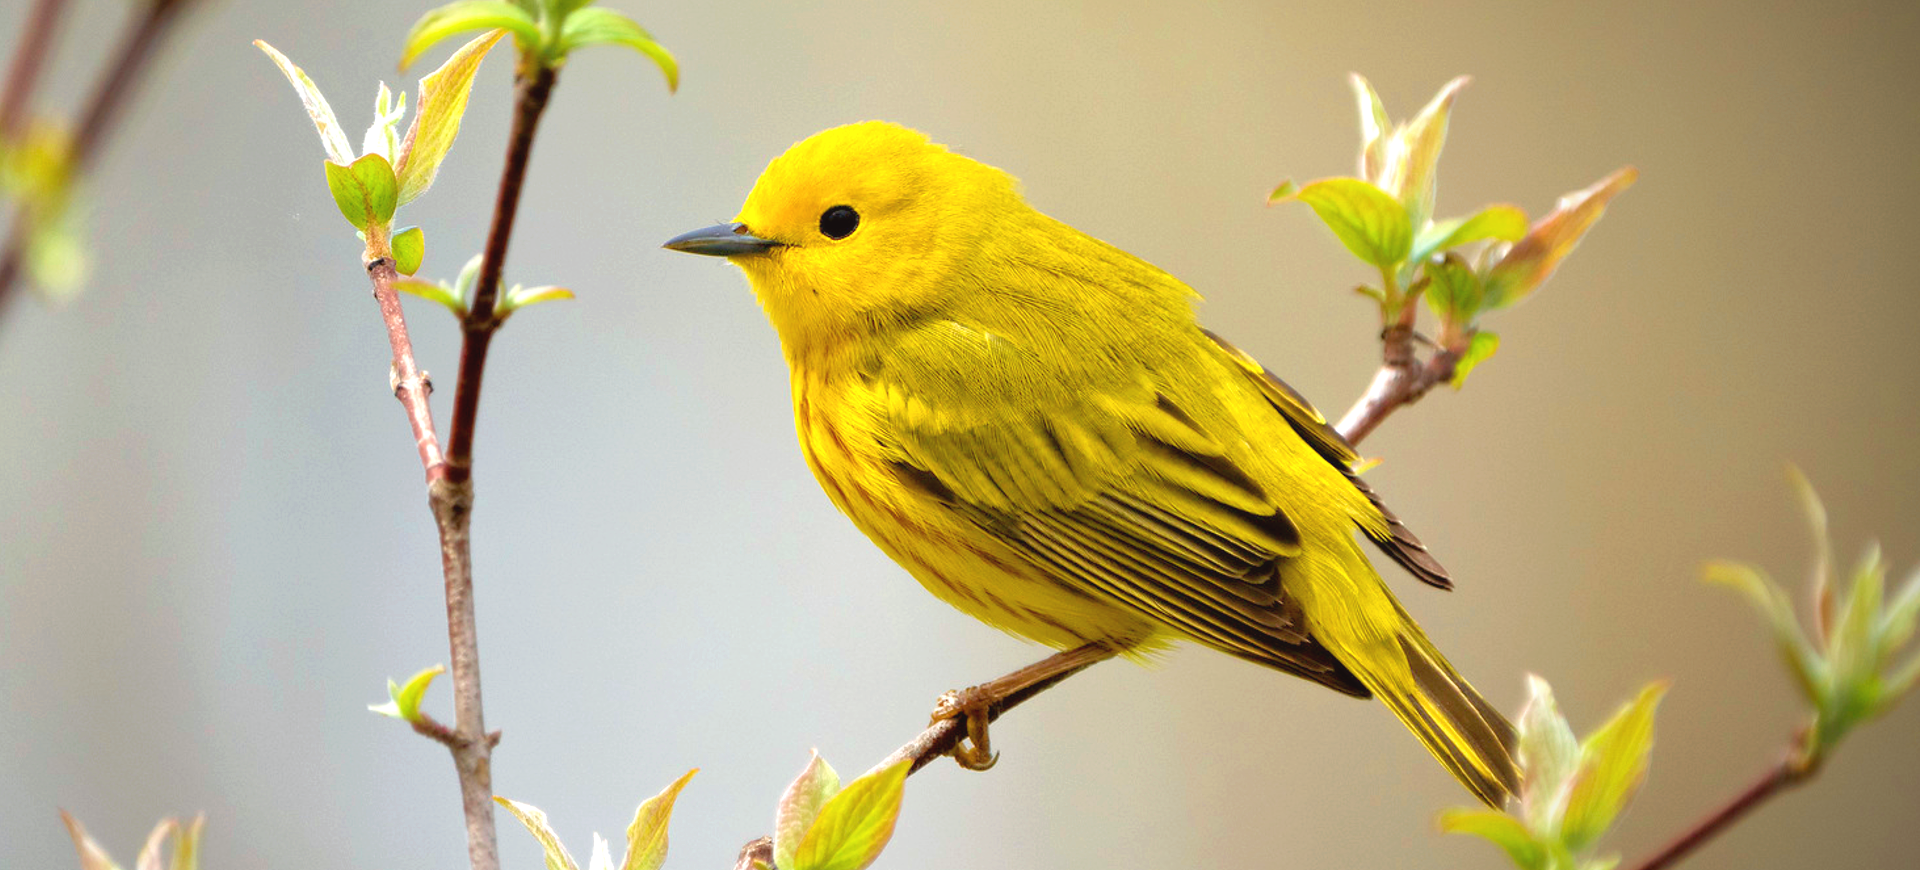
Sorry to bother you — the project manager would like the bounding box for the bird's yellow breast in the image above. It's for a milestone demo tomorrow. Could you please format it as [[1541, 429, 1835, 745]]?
[[791, 367, 1158, 651]]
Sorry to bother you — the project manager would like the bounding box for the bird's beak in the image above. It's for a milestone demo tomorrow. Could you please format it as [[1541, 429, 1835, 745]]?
[[662, 222, 783, 256]]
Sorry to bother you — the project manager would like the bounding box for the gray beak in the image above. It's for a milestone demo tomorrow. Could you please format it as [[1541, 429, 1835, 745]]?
[[662, 222, 783, 256]]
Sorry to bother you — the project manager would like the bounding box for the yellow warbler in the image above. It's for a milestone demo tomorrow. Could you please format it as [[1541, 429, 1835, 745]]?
[[666, 121, 1518, 806]]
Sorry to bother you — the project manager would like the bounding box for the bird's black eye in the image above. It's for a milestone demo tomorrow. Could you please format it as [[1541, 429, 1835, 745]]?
[[819, 205, 860, 240]]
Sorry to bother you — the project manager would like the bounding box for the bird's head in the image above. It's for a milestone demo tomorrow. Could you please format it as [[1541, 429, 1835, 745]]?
[[665, 121, 1020, 356]]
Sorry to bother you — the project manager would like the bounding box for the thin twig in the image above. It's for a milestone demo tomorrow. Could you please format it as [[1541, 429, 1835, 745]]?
[[0, 0, 189, 318], [442, 63, 556, 482], [733, 327, 1435, 866], [415, 60, 559, 870], [1335, 323, 1460, 445], [366, 256, 444, 475], [0, 0, 71, 139], [1627, 740, 1818, 870]]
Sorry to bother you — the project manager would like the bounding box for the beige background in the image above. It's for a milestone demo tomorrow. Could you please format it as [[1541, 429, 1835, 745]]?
[[3, 0, 1917, 868]]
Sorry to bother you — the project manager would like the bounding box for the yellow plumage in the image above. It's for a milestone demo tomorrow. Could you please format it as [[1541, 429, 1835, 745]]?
[[667, 121, 1519, 806]]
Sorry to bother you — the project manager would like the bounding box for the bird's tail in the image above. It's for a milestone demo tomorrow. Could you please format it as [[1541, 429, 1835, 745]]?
[[1314, 562, 1520, 807]]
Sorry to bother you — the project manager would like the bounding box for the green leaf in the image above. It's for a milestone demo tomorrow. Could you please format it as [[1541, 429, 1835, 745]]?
[[60, 811, 124, 870], [254, 40, 355, 163], [1704, 560, 1826, 703], [1786, 466, 1834, 644], [1411, 204, 1529, 266], [400, 2, 539, 70], [1387, 75, 1469, 230], [1561, 681, 1668, 852], [1266, 178, 1298, 204], [395, 277, 468, 317], [170, 816, 204, 870], [1880, 569, 1920, 659], [495, 796, 583, 870], [396, 28, 509, 205], [774, 752, 841, 870], [556, 8, 678, 91], [1820, 549, 1881, 699], [369, 663, 445, 722], [454, 252, 486, 307], [1450, 330, 1499, 388], [1483, 167, 1637, 309], [1438, 808, 1547, 870], [548, 0, 596, 18], [1349, 73, 1391, 185], [323, 153, 398, 231], [502, 284, 575, 316], [1276, 177, 1411, 267], [1517, 674, 1579, 835], [360, 82, 408, 162], [392, 226, 426, 275], [791, 761, 910, 870], [26, 217, 87, 299], [1883, 652, 1920, 713], [623, 769, 697, 870], [1424, 253, 1484, 323]]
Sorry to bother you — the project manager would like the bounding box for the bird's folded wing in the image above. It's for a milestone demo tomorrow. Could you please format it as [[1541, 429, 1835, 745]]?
[[876, 322, 1363, 692], [1203, 329, 1453, 590]]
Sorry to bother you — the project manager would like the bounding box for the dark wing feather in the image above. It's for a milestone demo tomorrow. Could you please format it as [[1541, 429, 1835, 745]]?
[[1202, 329, 1454, 590], [880, 336, 1366, 695]]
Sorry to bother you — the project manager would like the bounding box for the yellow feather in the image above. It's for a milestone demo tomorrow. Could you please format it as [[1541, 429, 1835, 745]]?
[[676, 120, 1517, 806]]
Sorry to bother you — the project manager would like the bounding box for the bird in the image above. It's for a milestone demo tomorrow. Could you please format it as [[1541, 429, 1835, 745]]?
[[664, 121, 1519, 807]]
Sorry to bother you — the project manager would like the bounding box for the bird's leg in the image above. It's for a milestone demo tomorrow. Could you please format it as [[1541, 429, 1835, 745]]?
[[930, 641, 1119, 770]]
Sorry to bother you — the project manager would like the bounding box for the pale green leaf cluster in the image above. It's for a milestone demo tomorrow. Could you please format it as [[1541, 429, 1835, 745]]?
[[769, 753, 909, 870], [401, 0, 678, 90], [1270, 74, 1635, 387], [256, 30, 507, 259], [394, 252, 573, 321], [1441, 677, 1667, 870], [496, 770, 698, 870], [1707, 469, 1920, 758], [368, 663, 445, 723], [60, 811, 206, 870], [0, 121, 89, 298]]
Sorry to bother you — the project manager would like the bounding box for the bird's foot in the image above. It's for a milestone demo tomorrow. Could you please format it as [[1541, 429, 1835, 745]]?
[[930, 685, 1000, 771]]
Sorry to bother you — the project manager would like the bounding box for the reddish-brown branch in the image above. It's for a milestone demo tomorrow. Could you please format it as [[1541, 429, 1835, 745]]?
[[1334, 323, 1459, 446], [441, 63, 556, 482], [1627, 742, 1818, 870], [0, 0, 191, 318], [0, 0, 71, 139], [413, 60, 558, 870]]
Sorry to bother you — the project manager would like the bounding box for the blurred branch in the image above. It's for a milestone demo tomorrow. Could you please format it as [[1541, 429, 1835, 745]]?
[[0, 0, 70, 139], [0, 0, 192, 320], [1628, 736, 1818, 870], [731, 358, 1428, 868]]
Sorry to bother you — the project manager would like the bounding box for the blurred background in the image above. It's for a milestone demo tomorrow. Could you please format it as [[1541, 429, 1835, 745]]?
[[3, 0, 1917, 868]]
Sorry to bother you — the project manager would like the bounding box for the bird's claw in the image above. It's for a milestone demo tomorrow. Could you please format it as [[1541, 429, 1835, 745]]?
[[931, 687, 1000, 771]]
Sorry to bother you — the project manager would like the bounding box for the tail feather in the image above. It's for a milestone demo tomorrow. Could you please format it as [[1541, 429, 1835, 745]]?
[[1385, 632, 1519, 807]]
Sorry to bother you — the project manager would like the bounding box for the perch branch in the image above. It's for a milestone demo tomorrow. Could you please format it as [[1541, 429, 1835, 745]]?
[[1626, 735, 1819, 870], [0, 0, 70, 139], [734, 322, 1434, 867]]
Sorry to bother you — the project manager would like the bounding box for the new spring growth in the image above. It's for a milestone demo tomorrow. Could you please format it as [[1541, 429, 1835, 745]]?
[[1440, 677, 1668, 870], [1271, 75, 1636, 387], [496, 769, 697, 870]]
